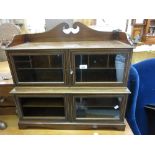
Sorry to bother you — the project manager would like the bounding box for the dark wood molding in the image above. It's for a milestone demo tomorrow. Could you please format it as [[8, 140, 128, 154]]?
[[19, 119, 126, 130]]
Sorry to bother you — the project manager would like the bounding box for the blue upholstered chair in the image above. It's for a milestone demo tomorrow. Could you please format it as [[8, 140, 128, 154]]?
[[126, 58, 155, 135], [126, 65, 140, 134]]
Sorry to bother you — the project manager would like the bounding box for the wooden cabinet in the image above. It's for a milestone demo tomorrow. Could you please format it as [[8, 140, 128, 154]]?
[[131, 19, 155, 44], [142, 19, 155, 44], [6, 22, 133, 130], [131, 19, 145, 43]]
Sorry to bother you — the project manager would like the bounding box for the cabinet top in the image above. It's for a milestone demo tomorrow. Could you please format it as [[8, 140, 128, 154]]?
[[6, 40, 133, 50], [6, 22, 133, 50]]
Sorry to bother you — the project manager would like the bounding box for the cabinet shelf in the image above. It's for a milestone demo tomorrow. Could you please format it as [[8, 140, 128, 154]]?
[[20, 97, 64, 107], [22, 107, 65, 117], [15, 60, 31, 63], [17, 68, 63, 70], [75, 67, 125, 70], [19, 97, 65, 117], [77, 109, 120, 118], [22, 103, 64, 108]]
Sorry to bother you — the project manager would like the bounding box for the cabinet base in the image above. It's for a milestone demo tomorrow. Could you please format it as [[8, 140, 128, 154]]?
[[18, 120, 126, 131]]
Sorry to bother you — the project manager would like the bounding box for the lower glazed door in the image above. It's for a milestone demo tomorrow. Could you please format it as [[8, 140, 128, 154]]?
[[72, 95, 126, 122]]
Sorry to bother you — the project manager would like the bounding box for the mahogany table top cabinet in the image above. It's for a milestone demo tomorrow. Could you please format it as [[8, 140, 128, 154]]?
[[5, 22, 133, 130]]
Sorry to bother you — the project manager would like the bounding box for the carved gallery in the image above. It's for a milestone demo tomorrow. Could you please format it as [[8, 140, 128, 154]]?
[[0, 19, 155, 135]]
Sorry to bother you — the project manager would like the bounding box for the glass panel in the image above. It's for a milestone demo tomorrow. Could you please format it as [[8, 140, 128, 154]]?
[[75, 97, 121, 119], [76, 69, 116, 82], [13, 56, 30, 61], [13, 54, 64, 82], [19, 97, 65, 117], [75, 53, 127, 83], [109, 55, 116, 68], [15, 61, 31, 68], [50, 55, 63, 68], [17, 69, 63, 82], [31, 56, 49, 68], [89, 55, 108, 68], [75, 55, 88, 67]]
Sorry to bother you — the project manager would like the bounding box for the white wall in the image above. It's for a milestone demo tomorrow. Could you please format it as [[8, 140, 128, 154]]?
[[26, 19, 45, 33]]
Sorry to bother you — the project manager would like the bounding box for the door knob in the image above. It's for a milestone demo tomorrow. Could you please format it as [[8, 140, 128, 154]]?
[[70, 70, 73, 75], [0, 97, 5, 103]]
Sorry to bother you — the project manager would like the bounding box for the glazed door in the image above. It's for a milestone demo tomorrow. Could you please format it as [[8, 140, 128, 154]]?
[[9, 50, 67, 85], [72, 95, 126, 122], [70, 50, 130, 86]]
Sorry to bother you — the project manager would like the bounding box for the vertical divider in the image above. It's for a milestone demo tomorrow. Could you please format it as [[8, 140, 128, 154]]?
[[123, 51, 132, 85], [69, 50, 74, 86], [119, 95, 126, 121], [88, 55, 90, 68], [65, 94, 73, 122], [70, 94, 75, 122], [80, 55, 82, 82], [29, 55, 32, 68], [107, 54, 109, 68], [65, 49, 69, 86], [48, 55, 51, 68], [62, 49, 66, 86]]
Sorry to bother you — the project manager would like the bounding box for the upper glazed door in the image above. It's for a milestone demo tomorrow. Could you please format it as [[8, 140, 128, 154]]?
[[9, 50, 67, 85], [70, 49, 131, 86]]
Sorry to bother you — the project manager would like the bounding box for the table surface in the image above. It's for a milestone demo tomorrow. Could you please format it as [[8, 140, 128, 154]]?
[[0, 115, 133, 135], [0, 61, 13, 85], [0, 61, 133, 135]]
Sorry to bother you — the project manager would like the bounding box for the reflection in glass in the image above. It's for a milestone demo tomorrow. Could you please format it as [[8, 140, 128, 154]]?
[[75, 97, 121, 119], [75, 54, 127, 83], [115, 54, 126, 82]]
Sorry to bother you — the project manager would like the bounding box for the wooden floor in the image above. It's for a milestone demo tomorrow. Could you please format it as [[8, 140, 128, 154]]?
[[0, 115, 133, 135]]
